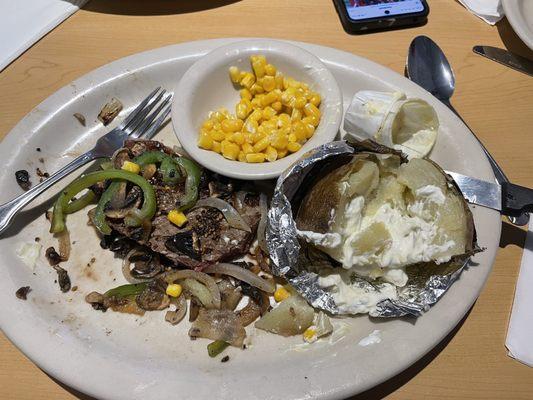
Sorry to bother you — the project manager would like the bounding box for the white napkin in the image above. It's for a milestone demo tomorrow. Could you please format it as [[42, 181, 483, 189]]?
[[505, 217, 533, 367], [0, 0, 87, 72], [457, 0, 504, 25]]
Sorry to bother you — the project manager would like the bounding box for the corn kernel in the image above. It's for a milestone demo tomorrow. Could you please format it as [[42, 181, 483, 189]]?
[[265, 63, 277, 76], [271, 133, 288, 150], [222, 118, 244, 133], [304, 103, 321, 118], [242, 143, 254, 154], [166, 283, 183, 298], [229, 66, 241, 84], [288, 133, 298, 143], [253, 137, 270, 152], [249, 109, 263, 122], [262, 91, 278, 107], [250, 83, 264, 94], [236, 102, 250, 120], [302, 115, 320, 127], [304, 123, 315, 138], [294, 96, 307, 109], [309, 93, 321, 107], [275, 71, 284, 89], [240, 72, 255, 89], [274, 286, 290, 302], [292, 121, 307, 141], [232, 132, 245, 145], [250, 131, 266, 144], [303, 326, 318, 343], [278, 113, 291, 127], [287, 142, 302, 153], [252, 60, 266, 79], [272, 101, 282, 112], [240, 88, 252, 101], [168, 210, 188, 227], [277, 148, 288, 159], [212, 141, 221, 153], [265, 146, 278, 162], [221, 140, 240, 160], [262, 75, 276, 92], [238, 151, 247, 162], [262, 106, 276, 120], [197, 132, 214, 150], [202, 119, 214, 130], [121, 161, 140, 174], [291, 108, 302, 122], [209, 130, 225, 141], [244, 119, 259, 134], [246, 153, 266, 163]]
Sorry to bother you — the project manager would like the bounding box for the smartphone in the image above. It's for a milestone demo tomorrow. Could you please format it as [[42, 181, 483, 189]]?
[[333, 0, 429, 33]]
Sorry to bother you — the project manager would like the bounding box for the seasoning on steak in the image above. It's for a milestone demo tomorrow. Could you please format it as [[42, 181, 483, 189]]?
[[105, 140, 262, 269]]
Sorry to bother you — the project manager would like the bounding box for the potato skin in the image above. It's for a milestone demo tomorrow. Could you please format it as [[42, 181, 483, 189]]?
[[295, 140, 478, 262]]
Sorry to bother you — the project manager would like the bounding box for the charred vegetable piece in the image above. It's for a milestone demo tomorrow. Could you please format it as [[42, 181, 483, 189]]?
[[50, 170, 156, 234], [164, 232, 200, 260], [45, 246, 63, 266], [15, 170, 31, 191], [207, 340, 229, 357], [15, 286, 31, 300], [53, 266, 71, 293], [98, 98, 123, 126]]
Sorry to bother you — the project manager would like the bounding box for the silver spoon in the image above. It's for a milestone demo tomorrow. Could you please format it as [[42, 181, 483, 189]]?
[[406, 35, 529, 226]]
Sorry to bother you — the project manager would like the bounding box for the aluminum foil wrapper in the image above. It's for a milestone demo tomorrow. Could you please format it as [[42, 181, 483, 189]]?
[[266, 140, 469, 318]]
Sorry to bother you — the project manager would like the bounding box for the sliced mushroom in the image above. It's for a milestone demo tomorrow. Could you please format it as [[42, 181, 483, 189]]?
[[135, 280, 170, 311]]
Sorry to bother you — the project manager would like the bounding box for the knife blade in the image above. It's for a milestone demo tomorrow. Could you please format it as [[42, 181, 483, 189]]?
[[446, 171, 533, 216], [473, 45, 533, 77]]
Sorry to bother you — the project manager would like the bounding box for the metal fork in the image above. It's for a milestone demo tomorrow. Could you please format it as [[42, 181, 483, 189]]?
[[0, 87, 172, 236]]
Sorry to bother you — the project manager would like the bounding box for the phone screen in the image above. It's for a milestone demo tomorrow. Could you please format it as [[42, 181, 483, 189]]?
[[343, 0, 425, 20]]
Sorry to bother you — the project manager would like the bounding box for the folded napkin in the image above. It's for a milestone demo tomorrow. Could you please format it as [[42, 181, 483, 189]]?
[[0, 0, 87, 72], [457, 0, 504, 25], [505, 217, 533, 367]]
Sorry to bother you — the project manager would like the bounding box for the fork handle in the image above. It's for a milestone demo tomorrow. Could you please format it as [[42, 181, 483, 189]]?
[[0, 151, 97, 236]]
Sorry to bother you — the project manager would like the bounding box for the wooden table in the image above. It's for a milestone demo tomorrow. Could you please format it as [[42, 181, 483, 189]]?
[[1, 1, 532, 398]]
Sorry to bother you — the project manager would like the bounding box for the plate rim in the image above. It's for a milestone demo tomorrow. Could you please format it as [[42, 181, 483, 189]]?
[[0, 38, 501, 400]]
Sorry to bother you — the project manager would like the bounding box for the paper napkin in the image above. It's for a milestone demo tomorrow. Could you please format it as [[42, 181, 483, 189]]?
[[505, 217, 533, 367], [457, 0, 504, 25], [0, 0, 87, 72]]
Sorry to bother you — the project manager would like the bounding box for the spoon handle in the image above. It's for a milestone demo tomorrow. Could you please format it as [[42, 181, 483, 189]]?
[[441, 99, 530, 226]]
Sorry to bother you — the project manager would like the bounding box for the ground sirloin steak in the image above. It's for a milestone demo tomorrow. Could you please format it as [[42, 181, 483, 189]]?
[[106, 140, 261, 269]]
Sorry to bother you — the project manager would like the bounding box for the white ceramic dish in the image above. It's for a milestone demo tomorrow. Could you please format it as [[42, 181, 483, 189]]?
[[172, 39, 342, 180], [502, 0, 533, 51], [0, 39, 500, 400]]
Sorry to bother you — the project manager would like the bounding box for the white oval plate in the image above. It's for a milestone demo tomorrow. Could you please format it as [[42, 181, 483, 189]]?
[[502, 0, 533, 51], [0, 39, 500, 400]]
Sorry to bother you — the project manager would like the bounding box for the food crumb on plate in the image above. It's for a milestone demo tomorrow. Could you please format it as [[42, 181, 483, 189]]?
[[15, 286, 31, 300], [221, 355, 230, 363], [358, 330, 382, 347]]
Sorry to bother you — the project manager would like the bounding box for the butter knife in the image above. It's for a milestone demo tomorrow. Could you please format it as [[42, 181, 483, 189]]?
[[446, 171, 533, 217], [473, 46, 533, 77]]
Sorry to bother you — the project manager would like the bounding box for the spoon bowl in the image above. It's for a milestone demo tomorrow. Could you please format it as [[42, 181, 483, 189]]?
[[406, 35, 529, 226]]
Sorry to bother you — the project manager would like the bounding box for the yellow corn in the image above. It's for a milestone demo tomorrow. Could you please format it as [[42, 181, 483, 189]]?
[[168, 210, 188, 227], [271, 101, 282, 112], [246, 153, 266, 163], [166, 283, 183, 298], [253, 137, 270, 153], [262, 75, 276, 92], [232, 132, 245, 145], [240, 72, 255, 89], [209, 130, 225, 141], [229, 66, 241, 84], [240, 88, 252, 101], [265, 63, 277, 76], [199, 55, 321, 163], [287, 142, 302, 153], [121, 161, 140, 174], [242, 143, 254, 154], [274, 286, 290, 302], [197, 132, 214, 150], [303, 103, 321, 119], [303, 326, 318, 343], [309, 92, 321, 107], [212, 141, 221, 154], [265, 146, 278, 162], [221, 140, 240, 160]]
